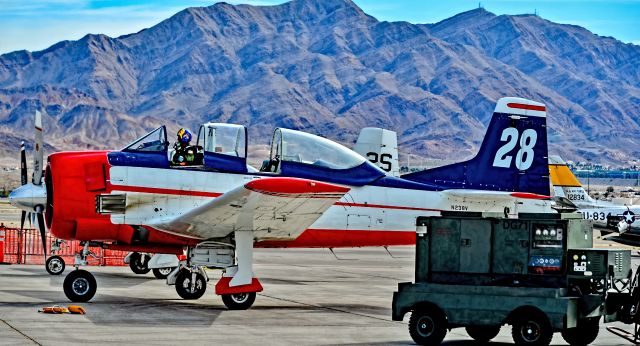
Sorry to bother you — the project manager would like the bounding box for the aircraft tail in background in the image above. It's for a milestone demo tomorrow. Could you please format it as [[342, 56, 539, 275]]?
[[402, 97, 550, 196], [353, 127, 400, 177], [548, 155, 598, 207]]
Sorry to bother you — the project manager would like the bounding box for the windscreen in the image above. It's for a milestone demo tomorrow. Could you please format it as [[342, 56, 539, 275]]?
[[123, 127, 166, 152]]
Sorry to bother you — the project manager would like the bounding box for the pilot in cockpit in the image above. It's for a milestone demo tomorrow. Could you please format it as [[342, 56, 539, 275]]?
[[172, 128, 195, 165]]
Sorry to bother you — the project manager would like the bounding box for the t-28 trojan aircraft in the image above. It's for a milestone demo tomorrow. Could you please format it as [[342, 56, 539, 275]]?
[[10, 97, 553, 309]]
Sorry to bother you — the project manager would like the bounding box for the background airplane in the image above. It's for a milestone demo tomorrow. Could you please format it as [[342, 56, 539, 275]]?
[[9, 97, 554, 309], [549, 155, 640, 245]]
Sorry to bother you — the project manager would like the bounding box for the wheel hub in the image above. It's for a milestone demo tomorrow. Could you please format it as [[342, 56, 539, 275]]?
[[72, 277, 90, 295], [231, 293, 248, 303], [48, 259, 62, 272]]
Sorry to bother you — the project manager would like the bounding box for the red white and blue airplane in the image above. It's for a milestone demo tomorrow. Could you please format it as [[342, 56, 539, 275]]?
[[9, 97, 553, 309]]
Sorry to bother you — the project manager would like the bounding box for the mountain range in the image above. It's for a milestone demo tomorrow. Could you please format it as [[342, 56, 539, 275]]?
[[1, 0, 639, 178]]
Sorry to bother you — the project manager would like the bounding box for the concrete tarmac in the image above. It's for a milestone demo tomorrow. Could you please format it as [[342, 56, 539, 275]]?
[[0, 247, 638, 345]]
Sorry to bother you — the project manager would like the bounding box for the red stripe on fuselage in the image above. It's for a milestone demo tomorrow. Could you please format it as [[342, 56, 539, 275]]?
[[109, 185, 222, 198], [335, 201, 442, 212], [255, 229, 416, 248], [507, 103, 546, 112]]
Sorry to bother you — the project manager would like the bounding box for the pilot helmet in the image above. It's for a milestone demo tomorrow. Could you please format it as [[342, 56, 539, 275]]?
[[177, 128, 192, 144]]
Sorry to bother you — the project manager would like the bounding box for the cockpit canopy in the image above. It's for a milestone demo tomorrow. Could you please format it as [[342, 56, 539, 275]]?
[[198, 123, 249, 173], [266, 128, 385, 186]]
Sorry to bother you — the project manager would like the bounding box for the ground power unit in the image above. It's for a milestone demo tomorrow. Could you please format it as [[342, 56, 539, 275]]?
[[392, 212, 640, 345]]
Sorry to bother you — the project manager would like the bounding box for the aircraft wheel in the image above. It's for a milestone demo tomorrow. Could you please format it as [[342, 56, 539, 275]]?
[[152, 267, 175, 279], [175, 269, 206, 300], [45, 255, 65, 275], [63, 269, 97, 302], [129, 252, 151, 274], [221, 292, 256, 310]]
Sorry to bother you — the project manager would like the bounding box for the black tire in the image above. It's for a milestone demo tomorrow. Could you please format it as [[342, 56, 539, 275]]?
[[511, 310, 553, 346], [221, 292, 256, 310], [45, 255, 65, 275], [63, 269, 97, 302], [129, 252, 151, 274], [408, 306, 447, 345], [466, 325, 501, 343], [175, 269, 206, 300], [561, 318, 599, 346], [152, 267, 174, 279]]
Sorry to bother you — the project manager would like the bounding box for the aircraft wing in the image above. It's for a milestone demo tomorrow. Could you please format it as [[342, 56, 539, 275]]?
[[149, 177, 349, 240], [443, 189, 550, 200]]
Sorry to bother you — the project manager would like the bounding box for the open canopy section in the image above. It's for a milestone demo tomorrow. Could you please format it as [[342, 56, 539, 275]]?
[[264, 128, 386, 186], [199, 123, 249, 173]]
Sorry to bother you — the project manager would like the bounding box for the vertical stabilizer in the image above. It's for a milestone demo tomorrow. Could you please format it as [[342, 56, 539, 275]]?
[[353, 127, 400, 177], [402, 97, 550, 195]]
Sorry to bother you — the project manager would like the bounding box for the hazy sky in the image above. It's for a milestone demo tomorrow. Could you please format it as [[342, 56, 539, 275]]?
[[1, 0, 638, 54]]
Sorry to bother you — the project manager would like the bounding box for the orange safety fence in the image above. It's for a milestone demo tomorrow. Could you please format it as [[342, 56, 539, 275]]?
[[0, 226, 127, 266]]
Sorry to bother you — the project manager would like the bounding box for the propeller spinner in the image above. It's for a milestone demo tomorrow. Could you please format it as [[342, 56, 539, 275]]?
[[9, 110, 48, 257]]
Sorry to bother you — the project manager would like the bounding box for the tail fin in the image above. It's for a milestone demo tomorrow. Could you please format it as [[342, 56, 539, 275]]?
[[402, 97, 549, 195], [353, 127, 400, 177], [548, 155, 596, 205]]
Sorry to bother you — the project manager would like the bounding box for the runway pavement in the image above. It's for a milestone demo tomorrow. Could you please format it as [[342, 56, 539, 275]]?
[[0, 247, 638, 345]]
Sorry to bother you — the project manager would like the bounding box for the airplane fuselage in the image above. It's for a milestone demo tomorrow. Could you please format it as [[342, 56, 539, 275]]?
[[45, 150, 553, 251]]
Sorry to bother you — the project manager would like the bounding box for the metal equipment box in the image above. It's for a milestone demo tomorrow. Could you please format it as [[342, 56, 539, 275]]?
[[393, 212, 636, 346]]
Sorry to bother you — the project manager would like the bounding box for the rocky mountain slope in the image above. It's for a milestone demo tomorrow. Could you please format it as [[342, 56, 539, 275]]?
[[1, 0, 638, 173]]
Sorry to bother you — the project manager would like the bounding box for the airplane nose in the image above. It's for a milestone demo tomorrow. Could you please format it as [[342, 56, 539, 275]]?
[[9, 183, 47, 212]]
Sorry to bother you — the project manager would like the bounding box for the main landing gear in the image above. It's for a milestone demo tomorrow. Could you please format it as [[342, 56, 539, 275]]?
[[166, 231, 263, 309], [125, 252, 177, 279], [60, 231, 263, 309]]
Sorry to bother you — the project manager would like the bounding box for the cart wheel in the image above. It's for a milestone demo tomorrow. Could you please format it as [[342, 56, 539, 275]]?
[[561, 318, 599, 346], [221, 292, 256, 310], [129, 252, 151, 274], [63, 269, 97, 302], [409, 306, 447, 345], [511, 311, 553, 346], [152, 267, 175, 279], [466, 325, 501, 343], [175, 269, 206, 300], [45, 255, 65, 275]]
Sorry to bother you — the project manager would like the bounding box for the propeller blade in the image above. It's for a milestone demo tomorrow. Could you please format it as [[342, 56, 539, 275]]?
[[36, 211, 47, 257], [20, 141, 27, 186], [32, 110, 43, 185], [20, 211, 26, 231], [30, 212, 34, 228]]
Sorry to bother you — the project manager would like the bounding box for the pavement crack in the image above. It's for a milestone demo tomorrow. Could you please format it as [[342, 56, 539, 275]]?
[[258, 293, 405, 325], [1, 319, 42, 345]]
